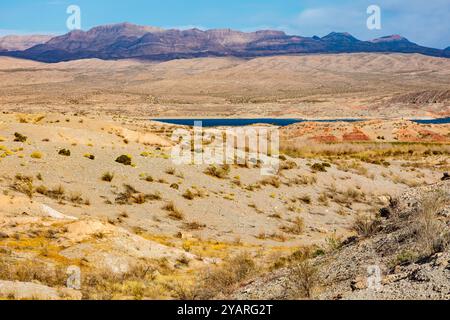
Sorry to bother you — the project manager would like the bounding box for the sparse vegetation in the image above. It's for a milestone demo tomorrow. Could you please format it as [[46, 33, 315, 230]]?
[[84, 154, 95, 160], [413, 192, 449, 257], [281, 217, 305, 235], [260, 176, 281, 188], [30, 151, 43, 159], [311, 162, 330, 172], [116, 155, 132, 166], [175, 253, 256, 300], [115, 184, 161, 205], [101, 172, 114, 182], [13, 133, 27, 143], [165, 167, 176, 175], [182, 187, 205, 200], [58, 149, 71, 157], [299, 195, 312, 204], [11, 174, 34, 199], [183, 221, 206, 231], [286, 260, 318, 299], [163, 202, 184, 220], [352, 215, 382, 238], [204, 165, 230, 179]]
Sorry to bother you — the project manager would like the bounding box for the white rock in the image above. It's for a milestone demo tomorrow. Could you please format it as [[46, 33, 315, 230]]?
[[41, 204, 78, 220]]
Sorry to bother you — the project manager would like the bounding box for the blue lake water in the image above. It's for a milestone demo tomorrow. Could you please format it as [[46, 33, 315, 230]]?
[[153, 117, 450, 127], [413, 117, 450, 125]]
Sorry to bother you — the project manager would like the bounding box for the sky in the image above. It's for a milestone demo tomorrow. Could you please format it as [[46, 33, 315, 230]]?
[[0, 0, 449, 49]]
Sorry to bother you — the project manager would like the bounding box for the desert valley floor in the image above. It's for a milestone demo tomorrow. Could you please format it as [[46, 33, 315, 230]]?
[[0, 53, 449, 300]]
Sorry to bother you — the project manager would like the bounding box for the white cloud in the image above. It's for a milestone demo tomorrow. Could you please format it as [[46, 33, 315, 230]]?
[[285, 0, 450, 49]]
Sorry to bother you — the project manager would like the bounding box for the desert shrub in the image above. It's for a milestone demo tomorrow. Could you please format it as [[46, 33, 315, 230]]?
[[101, 172, 114, 182], [280, 160, 297, 171], [256, 232, 287, 242], [188, 253, 256, 299], [392, 250, 417, 266], [352, 215, 382, 238], [413, 192, 450, 257], [140, 174, 154, 182], [81, 263, 159, 300], [281, 217, 305, 235], [183, 189, 195, 200], [13, 132, 27, 143], [147, 191, 162, 201], [115, 184, 160, 205], [311, 163, 329, 172], [0, 258, 66, 287], [299, 195, 312, 204], [35, 185, 48, 195], [318, 192, 329, 206], [183, 221, 206, 231], [182, 188, 205, 200], [30, 151, 43, 159], [291, 175, 317, 185], [36, 185, 66, 201], [171, 281, 199, 300], [163, 202, 184, 220], [84, 154, 95, 160], [116, 155, 132, 166], [11, 174, 34, 198], [58, 149, 71, 156], [170, 183, 179, 190], [165, 167, 176, 175], [69, 192, 84, 204], [204, 165, 230, 179], [260, 176, 281, 188], [286, 260, 318, 299], [325, 233, 343, 252], [342, 188, 365, 202]]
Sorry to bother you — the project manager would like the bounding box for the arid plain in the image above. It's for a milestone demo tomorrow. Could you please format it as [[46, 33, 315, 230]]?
[[0, 53, 449, 300]]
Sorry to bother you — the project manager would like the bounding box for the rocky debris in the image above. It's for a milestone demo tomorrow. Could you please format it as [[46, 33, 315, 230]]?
[[231, 181, 450, 300], [0, 281, 81, 300]]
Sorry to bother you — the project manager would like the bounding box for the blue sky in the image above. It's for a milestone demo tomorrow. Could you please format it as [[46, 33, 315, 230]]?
[[0, 0, 449, 48]]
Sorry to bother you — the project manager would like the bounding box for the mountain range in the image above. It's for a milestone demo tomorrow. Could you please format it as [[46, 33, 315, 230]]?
[[1, 22, 449, 62], [0, 35, 53, 51]]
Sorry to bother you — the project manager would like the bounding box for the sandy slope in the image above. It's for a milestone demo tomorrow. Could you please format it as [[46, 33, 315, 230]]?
[[0, 112, 448, 299]]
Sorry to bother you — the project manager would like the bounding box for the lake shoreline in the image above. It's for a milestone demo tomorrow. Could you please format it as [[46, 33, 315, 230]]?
[[152, 117, 450, 127]]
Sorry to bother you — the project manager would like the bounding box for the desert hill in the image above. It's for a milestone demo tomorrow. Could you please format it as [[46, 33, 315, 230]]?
[[231, 181, 450, 300], [0, 35, 53, 51], [0, 53, 449, 118]]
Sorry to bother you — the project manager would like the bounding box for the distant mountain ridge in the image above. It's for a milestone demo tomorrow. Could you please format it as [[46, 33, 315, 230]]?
[[1, 22, 449, 62], [0, 35, 53, 51]]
